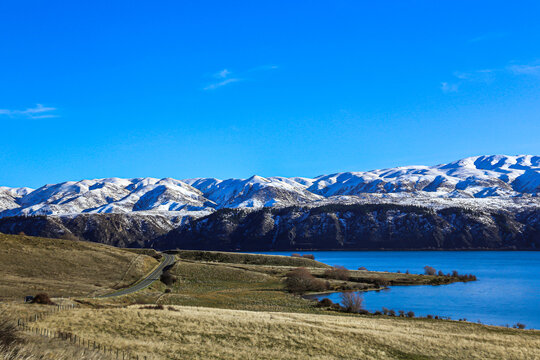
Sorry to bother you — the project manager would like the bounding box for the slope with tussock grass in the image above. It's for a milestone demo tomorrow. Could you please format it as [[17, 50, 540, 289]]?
[[0, 233, 158, 299], [32, 305, 540, 360]]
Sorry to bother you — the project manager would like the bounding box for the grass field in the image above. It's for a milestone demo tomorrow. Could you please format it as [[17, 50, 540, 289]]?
[[2, 237, 537, 359], [0, 233, 158, 299], [30, 305, 540, 360]]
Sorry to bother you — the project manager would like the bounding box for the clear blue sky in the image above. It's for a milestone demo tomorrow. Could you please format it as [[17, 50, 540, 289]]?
[[1, 1, 539, 188]]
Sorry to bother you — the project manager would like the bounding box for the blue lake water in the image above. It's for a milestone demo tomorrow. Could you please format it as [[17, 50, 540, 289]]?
[[260, 251, 540, 329]]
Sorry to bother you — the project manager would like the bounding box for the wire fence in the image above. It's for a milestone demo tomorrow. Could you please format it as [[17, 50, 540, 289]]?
[[17, 304, 147, 360]]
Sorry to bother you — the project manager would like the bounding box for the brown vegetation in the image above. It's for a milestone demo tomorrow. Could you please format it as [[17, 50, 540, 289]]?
[[30, 293, 55, 305], [324, 265, 350, 280], [339, 292, 364, 313], [284, 268, 328, 293]]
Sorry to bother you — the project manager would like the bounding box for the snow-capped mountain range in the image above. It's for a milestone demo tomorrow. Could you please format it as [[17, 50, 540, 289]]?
[[1, 155, 538, 219]]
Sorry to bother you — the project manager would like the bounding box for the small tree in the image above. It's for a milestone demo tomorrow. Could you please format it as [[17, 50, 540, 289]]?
[[514, 323, 526, 329], [388, 309, 396, 316], [438, 270, 444, 276], [398, 310, 405, 317], [407, 311, 415, 318], [339, 292, 364, 313], [424, 266, 437, 276]]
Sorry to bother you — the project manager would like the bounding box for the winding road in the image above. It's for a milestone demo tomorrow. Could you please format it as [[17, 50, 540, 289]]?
[[99, 253, 176, 298]]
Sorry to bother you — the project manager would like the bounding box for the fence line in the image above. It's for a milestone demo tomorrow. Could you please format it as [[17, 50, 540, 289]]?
[[17, 304, 147, 360]]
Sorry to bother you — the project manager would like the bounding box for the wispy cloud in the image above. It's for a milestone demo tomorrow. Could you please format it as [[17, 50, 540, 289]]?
[[203, 65, 278, 91], [441, 60, 540, 93], [508, 64, 540, 76], [0, 104, 57, 119], [468, 32, 506, 43], [440, 82, 459, 93], [204, 78, 241, 90]]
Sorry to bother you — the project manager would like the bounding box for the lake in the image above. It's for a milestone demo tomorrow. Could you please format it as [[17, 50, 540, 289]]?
[[260, 251, 540, 329]]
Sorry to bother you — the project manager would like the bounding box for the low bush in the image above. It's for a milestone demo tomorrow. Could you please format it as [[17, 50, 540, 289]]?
[[291, 253, 301, 258], [324, 266, 350, 280], [339, 292, 364, 313], [427, 314, 433, 319], [160, 271, 177, 286], [31, 293, 55, 305], [358, 266, 367, 271], [398, 310, 405, 317], [302, 254, 315, 260], [437, 270, 444, 276], [164, 288, 172, 293], [141, 304, 164, 310], [388, 309, 396, 316], [285, 268, 328, 294], [0, 312, 23, 349], [514, 323, 526, 329], [424, 266, 437, 276], [372, 279, 389, 287], [316, 298, 334, 308], [407, 311, 415, 318]]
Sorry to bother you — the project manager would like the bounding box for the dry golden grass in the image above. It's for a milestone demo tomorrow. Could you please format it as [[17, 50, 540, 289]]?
[[0, 331, 105, 360], [0, 233, 158, 299], [32, 305, 540, 360]]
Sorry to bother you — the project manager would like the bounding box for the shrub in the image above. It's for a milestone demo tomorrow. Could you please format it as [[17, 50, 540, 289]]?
[[291, 253, 301, 258], [0, 312, 23, 349], [372, 279, 389, 287], [452, 270, 459, 277], [324, 266, 350, 280], [438, 270, 444, 276], [514, 323, 526, 329], [388, 309, 396, 316], [302, 254, 315, 260], [164, 288, 172, 293], [398, 310, 405, 317], [160, 270, 177, 286], [285, 268, 328, 294], [382, 307, 389, 315], [339, 292, 364, 313], [141, 304, 164, 310], [424, 266, 437, 276], [373, 311, 383, 315], [407, 311, 415, 318], [427, 314, 433, 319], [358, 266, 367, 271], [405, 270, 410, 274], [31, 293, 55, 305], [317, 298, 334, 307]]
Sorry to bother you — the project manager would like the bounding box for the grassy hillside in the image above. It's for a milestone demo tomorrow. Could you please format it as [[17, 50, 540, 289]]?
[[0, 233, 158, 299], [32, 305, 540, 360]]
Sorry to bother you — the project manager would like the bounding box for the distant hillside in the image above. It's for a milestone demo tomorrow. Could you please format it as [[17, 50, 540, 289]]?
[[0, 233, 158, 298]]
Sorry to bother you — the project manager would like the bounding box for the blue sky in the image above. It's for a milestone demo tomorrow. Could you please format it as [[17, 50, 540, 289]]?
[[0, 1, 539, 188]]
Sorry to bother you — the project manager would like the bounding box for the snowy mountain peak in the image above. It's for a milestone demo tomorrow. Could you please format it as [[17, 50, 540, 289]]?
[[0, 155, 538, 218]]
